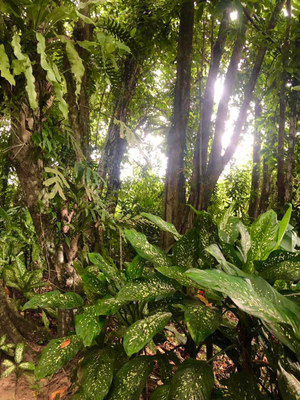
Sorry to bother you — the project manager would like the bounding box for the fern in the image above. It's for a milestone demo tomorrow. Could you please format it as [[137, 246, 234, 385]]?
[[11, 34, 37, 110], [36, 33, 68, 119], [65, 40, 85, 97], [0, 44, 15, 85], [98, 17, 133, 48], [43, 167, 70, 201]]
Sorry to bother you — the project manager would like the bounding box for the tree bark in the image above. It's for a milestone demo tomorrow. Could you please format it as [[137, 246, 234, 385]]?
[[98, 55, 142, 213], [200, 0, 285, 210], [258, 157, 271, 214], [277, 0, 291, 208], [248, 102, 262, 219], [189, 9, 229, 216], [65, 11, 91, 161], [163, 0, 194, 247], [285, 81, 299, 204]]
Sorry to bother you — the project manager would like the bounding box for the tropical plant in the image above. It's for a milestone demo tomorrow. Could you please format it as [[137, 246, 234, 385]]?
[[20, 205, 299, 399]]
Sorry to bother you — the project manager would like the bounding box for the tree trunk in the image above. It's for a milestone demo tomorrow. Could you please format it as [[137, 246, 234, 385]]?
[[65, 12, 91, 161], [248, 102, 262, 219], [258, 158, 271, 214], [277, 0, 291, 208], [285, 81, 299, 204], [163, 0, 194, 247], [10, 103, 56, 261], [200, 0, 285, 210], [189, 9, 229, 217], [98, 55, 142, 213]]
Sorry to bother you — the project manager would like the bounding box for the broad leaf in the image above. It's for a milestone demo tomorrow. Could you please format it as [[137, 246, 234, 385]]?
[[125, 229, 171, 266], [35, 335, 82, 380], [14, 342, 25, 364], [79, 348, 116, 400], [89, 253, 125, 290], [172, 228, 199, 269], [248, 210, 278, 261], [226, 373, 266, 399], [75, 308, 105, 347], [107, 356, 153, 400], [150, 385, 170, 400], [168, 359, 214, 400], [11, 34, 37, 110], [278, 362, 300, 400], [218, 204, 239, 245], [65, 40, 84, 96], [123, 312, 172, 356], [94, 297, 126, 315], [237, 221, 251, 261], [117, 277, 176, 302], [155, 265, 198, 287], [184, 303, 221, 345], [185, 269, 300, 338], [141, 212, 181, 240], [0, 44, 15, 85], [22, 290, 83, 310], [125, 255, 145, 280], [274, 204, 292, 251]]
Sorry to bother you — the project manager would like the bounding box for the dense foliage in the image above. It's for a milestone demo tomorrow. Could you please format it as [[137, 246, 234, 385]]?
[[0, 0, 299, 399]]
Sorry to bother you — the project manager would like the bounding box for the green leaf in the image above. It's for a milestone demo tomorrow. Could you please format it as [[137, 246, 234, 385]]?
[[94, 297, 126, 316], [155, 265, 198, 288], [248, 210, 278, 261], [264, 322, 300, 354], [65, 40, 85, 96], [274, 204, 292, 251], [237, 221, 251, 261], [19, 362, 35, 371], [185, 269, 300, 337], [79, 348, 116, 400], [168, 359, 214, 400], [22, 290, 83, 310], [81, 271, 108, 295], [184, 303, 221, 345], [278, 362, 300, 400], [141, 213, 181, 240], [107, 356, 153, 400], [293, 85, 300, 91], [218, 204, 239, 245], [75, 308, 105, 347], [117, 277, 176, 302], [172, 228, 199, 269], [35, 335, 82, 380], [150, 385, 170, 400], [14, 342, 25, 364], [125, 229, 171, 266], [226, 372, 266, 399], [89, 253, 125, 290], [260, 254, 300, 283], [11, 34, 37, 110], [0, 44, 15, 85], [123, 312, 172, 356], [125, 255, 145, 280], [36, 32, 68, 119], [0, 365, 16, 379]]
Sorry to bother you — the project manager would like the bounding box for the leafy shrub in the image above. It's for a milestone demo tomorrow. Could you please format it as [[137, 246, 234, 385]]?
[[22, 206, 300, 399]]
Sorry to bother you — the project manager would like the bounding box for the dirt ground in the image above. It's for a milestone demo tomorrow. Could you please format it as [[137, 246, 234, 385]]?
[[0, 371, 72, 400]]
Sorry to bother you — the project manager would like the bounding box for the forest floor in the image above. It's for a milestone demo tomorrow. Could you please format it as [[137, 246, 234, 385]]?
[[0, 349, 234, 399], [0, 370, 72, 400]]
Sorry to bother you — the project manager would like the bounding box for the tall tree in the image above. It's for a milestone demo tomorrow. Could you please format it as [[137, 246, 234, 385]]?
[[248, 101, 262, 219], [198, 0, 284, 211], [163, 0, 194, 247]]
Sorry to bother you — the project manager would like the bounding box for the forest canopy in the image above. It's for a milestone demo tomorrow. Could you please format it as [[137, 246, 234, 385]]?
[[0, 0, 299, 399]]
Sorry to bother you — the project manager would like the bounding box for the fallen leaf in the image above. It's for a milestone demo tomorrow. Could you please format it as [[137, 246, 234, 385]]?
[[49, 386, 68, 400], [60, 339, 71, 349]]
